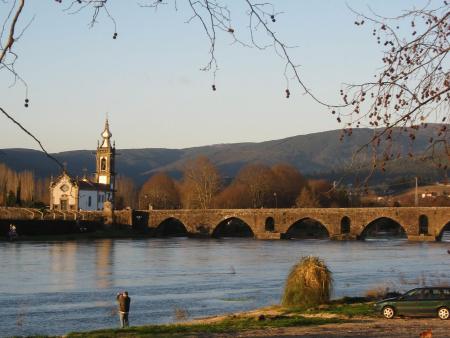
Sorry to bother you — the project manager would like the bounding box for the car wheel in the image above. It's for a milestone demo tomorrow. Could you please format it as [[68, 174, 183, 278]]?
[[438, 307, 449, 320], [382, 306, 395, 319]]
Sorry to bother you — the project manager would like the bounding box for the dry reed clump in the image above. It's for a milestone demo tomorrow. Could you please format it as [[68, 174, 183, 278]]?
[[281, 256, 332, 308]]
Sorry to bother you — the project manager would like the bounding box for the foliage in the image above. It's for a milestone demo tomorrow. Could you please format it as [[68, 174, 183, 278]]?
[[282, 256, 333, 308]]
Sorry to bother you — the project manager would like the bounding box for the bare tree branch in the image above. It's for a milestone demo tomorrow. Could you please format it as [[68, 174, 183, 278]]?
[[0, 106, 64, 170]]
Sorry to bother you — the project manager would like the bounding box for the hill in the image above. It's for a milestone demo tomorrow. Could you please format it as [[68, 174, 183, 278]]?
[[0, 125, 448, 187]]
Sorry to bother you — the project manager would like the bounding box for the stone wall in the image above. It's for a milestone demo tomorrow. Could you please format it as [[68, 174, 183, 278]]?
[[0, 207, 132, 225]]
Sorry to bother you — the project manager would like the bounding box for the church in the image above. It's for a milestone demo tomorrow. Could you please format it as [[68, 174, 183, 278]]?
[[49, 119, 116, 211]]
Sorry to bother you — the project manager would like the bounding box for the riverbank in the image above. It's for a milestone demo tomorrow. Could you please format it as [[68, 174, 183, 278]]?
[[65, 299, 373, 337], [63, 300, 450, 338], [3, 239, 449, 337]]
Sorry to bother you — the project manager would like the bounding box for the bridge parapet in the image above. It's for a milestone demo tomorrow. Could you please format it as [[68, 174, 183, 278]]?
[[0, 207, 132, 224]]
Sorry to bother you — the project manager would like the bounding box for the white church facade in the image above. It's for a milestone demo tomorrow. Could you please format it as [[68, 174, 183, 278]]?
[[49, 119, 116, 211]]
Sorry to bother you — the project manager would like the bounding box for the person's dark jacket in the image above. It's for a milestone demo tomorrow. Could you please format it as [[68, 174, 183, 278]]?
[[117, 294, 131, 313]]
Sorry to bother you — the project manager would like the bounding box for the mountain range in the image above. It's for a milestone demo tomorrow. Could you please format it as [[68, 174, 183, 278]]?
[[1, 125, 448, 187]]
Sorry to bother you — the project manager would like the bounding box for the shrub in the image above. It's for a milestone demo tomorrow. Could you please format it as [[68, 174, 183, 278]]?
[[281, 256, 332, 308]]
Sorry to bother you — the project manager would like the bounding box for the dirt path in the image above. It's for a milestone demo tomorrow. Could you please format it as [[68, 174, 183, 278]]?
[[209, 317, 450, 338]]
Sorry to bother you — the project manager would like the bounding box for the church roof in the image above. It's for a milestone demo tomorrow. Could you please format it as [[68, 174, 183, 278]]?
[[50, 172, 112, 192], [77, 179, 113, 191], [50, 171, 76, 188]]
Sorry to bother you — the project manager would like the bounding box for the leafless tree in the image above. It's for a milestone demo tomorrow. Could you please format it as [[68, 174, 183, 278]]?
[[214, 182, 247, 208], [0, 162, 51, 206], [233, 164, 276, 208], [295, 187, 320, 208], [139, 172, 179, 209], [0, 0, 313, 171], [337, 2, 449, 171], [1, 0, 449, 174], [181, 156, 221, 209], [271, 164, 307, 207], [115, 175, 138, 209]]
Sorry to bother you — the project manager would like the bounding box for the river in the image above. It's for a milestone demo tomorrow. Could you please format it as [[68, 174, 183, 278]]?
[[1, 238, 449, 337]]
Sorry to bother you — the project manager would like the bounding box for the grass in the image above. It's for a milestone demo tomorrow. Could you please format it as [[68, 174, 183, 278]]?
[[283, 297, 376, 318], [66, 316, 345, 338], [62, 298, 376, 338]]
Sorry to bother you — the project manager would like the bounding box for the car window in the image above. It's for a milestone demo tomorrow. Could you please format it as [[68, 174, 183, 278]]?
[[442, 289, 450, 299], [404, 289, 421, 300], [430, 289, 443, 300], [421, 289, 432, 300]]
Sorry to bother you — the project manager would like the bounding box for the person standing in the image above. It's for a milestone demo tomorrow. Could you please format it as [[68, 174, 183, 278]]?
[[116, 291, 131, 328]]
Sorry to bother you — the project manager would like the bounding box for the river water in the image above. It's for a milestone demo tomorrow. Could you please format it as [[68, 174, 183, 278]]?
[[1, 238, 450, 337]]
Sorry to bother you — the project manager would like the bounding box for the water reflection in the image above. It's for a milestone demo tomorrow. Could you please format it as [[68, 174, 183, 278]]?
[[95, 239, 113, 289], [50, 242, 78, 290], [1, 238, 450, 337]]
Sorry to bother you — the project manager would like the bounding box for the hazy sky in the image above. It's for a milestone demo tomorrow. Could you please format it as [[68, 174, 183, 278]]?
[[0, 0, 433, 152]]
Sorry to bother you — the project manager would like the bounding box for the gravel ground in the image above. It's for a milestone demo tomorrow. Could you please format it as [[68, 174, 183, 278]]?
[[207, 317, 450, 338]]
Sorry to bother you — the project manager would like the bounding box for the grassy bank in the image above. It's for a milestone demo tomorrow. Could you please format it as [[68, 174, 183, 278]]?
[[65, 299, 375, 338], [67, 316, 344, 338]]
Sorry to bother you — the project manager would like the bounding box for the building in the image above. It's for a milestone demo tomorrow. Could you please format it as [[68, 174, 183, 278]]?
[[49, 119, 116, 211]]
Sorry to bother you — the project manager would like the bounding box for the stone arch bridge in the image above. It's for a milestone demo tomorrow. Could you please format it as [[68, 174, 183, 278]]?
[[137, 207, 450, 241], [1, 206, 449, 241]]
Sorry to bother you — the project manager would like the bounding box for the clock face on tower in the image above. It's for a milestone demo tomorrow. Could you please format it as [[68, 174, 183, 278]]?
[[99, 175, 107, 184]]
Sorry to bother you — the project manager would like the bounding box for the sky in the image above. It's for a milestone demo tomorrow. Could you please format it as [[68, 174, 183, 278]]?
[[0, 0, 436, 152]]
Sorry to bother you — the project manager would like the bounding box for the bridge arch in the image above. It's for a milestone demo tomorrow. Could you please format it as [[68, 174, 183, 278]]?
[[419, 215, 429, 235], [437, 221, 450, 241], [283, 217, 330, 239], [212, 217, 254, 238], [265, 217, 275, 232], [155, 217, 189, 237], [341, 216, 351, 234], [359, 217, 407, 240]]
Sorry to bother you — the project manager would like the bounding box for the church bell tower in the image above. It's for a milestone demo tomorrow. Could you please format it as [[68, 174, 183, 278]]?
[[95, 118, 116, 192]]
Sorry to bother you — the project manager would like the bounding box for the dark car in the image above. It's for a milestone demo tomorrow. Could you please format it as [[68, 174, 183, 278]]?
[[374, 287, 450, 319]]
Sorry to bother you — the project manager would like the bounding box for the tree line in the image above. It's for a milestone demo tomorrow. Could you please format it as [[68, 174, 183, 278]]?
[[0, 157, 347, 209], [2, 155, 448, 209], [138, 156, 351, 210], [0, 163, 49, 207]]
